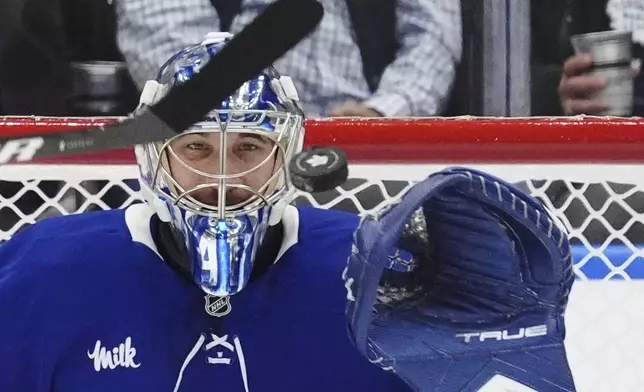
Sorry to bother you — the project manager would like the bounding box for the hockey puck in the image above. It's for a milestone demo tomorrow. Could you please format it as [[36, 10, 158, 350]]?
[[289, 146, 348, 192]]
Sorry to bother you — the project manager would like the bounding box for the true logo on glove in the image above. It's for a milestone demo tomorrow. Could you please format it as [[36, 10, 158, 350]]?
[[455, 324, 548, 343]]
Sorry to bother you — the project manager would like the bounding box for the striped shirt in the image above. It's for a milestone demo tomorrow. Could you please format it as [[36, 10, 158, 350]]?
[[114, 0, 461, 117]]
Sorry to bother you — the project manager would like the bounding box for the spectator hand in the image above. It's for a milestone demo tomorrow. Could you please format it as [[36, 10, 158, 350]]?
[[329, 100, 382, 117], [559, 53, 640, 115], [559, 54, 607, 115]]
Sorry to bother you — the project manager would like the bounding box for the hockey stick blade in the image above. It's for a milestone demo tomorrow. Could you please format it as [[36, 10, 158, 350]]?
[[0, 0, 324, 164]]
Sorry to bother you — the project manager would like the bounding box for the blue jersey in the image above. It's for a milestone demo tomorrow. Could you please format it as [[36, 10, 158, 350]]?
[[0, 204, 409, 391]]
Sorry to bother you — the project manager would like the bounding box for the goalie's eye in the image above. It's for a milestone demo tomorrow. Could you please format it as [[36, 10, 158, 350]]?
[[180, 141, 213, 161], [170, 133, 214, 161], [232, 134, 275, 163], [186, 142, 209, 151], [236, 142, 260, 152]]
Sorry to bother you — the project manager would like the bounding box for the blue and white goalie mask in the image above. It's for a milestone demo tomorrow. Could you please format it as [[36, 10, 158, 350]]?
[[135, 33, 305, 297]]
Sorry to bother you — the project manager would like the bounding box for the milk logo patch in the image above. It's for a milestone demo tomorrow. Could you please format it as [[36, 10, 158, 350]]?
[[87, 336, 141, 371]]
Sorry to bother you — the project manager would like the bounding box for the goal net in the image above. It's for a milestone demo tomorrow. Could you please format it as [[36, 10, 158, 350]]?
[[1, 116, 643, 391]]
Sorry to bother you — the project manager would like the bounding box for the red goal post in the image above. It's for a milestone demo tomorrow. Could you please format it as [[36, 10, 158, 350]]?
[[2, 115, 644, 163], [1, 115, 644, 391]]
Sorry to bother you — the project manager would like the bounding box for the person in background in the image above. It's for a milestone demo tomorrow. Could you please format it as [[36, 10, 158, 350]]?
[[114, 0, 462, 118], [0, 0, 139, 235], [530, 0, 571, 116], [556, 0, 643, 116], [530, 0, 644, 254]]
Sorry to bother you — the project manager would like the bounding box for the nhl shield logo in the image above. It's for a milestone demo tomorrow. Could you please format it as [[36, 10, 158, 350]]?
[[205, 295, 232, 317]]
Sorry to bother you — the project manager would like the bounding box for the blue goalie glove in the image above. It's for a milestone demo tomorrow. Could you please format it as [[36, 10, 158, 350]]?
[[343, 167, 577, 392]]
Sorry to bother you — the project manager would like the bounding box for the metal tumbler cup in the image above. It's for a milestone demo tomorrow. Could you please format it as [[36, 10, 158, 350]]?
[[572, 30, 634, 116]]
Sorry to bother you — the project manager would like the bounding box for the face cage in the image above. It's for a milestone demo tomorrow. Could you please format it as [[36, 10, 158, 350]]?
[[147, 109, 304, 221]]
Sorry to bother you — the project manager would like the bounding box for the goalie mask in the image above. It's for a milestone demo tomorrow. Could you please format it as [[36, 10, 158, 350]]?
[[135, 32, 305, 297]]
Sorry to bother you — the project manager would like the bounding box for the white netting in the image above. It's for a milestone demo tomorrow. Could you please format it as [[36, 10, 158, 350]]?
[[0, 164, 644, 280], [3, 162, 644, 278]]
